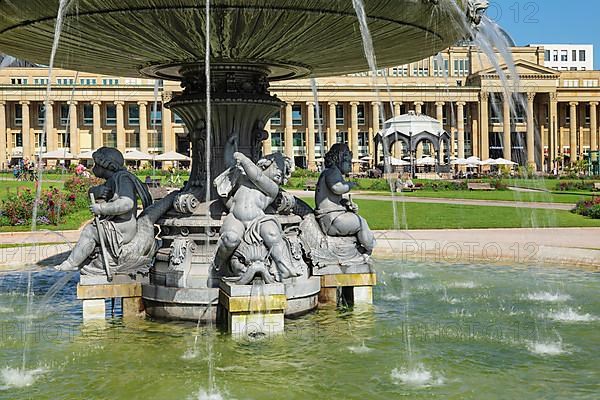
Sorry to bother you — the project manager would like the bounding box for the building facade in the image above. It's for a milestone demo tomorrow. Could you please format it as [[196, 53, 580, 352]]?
[[1, 44, 600, 172], [532, 44, 594, 71]]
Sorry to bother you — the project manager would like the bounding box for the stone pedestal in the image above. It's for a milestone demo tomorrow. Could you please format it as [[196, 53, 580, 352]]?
[[77, 277, 145, 320], [284, 276, 320, 318], [218, 281, 287, 337], [318, 273, 376, 306]]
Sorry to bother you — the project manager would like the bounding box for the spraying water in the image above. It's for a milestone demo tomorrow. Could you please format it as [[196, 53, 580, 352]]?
[[310, 78, 326, 163], [203, 2, 218, 397], [21, 0, 73, 377], [151, 80, 160, 172], [351, 0, 399, 228], [31, 0, 73, 232]]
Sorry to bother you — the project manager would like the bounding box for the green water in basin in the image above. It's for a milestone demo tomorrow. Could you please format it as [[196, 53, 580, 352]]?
[[0, 261, 598, 399]]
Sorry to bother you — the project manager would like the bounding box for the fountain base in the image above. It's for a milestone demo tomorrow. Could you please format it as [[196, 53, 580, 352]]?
[[318, 273, 377, 306], [77, 278, 145, 320], [218, 281, 287, 336]]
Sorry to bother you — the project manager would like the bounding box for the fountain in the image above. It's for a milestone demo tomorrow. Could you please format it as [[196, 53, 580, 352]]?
[[0, 1, 489, 328]]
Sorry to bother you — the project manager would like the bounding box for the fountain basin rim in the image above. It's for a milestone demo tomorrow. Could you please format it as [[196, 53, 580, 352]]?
[[140, 60, 312, 82], [0, 4, 445, 40]]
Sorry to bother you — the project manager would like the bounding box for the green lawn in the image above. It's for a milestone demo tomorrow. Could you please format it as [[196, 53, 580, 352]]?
[[394, 190, 593, 204], [298, 197, 600, 229], [0, 208, 91, 233], [0, 180, 65, 201]]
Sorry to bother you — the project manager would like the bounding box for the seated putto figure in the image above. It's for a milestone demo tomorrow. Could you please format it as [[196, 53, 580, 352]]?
[[56, 147, 169, 275], [212, 151, 301, 282], [315, 143, 374, 254]]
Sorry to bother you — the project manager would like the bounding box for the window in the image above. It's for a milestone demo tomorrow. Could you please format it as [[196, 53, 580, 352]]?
[[150, 104, 162, 125], [433, 57, 449, 77], [563, 79, 579, 87], [60, 104, 69, 125], [412, 60, 429, 77], [336, 131, 348, 144], [35, 132, 47, 148], [511, 95, 526, 124], [335, 104, 345, 125], [106, 104, 117, 125], [271, 110, 281, 125], [14, 132, 23, 147], [583, 80, 599, 87], [14, 104, 22, 126], [271, 131, 283, 147], [453, 59, 470, 77], [80, 78, 97, 85], [580, 50, 586, 62], [357, 104, 365, 125], [358, 132, 369, 147], [34, 78, 49, 85], [37, 104, 46, 126], [390, 65, 408, 77], [489, 94, 502, 123], [313, 104, 324, 126], [10, 78, 28, 85], [544, 50, 550, 62], [584, 105, 591, 124], [57, 77, 75, 85], [292, 105, 302, 126], [553, 50, 558, 62], [173, 112, 183, 124], [293, 132, 304, 147], [128, 104, 140, 125], [102, 78, 120, 85], [572, 50, 577, 62], [83, 104, 93, 125], [561, 50, 568, 62]]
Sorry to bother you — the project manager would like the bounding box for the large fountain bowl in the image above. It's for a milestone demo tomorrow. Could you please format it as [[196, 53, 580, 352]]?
[[0, 0, 478, 81]]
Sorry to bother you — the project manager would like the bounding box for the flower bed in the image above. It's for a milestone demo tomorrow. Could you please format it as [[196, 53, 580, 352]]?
[[0, 175, 103, 227], [572, 197, 600, 219]]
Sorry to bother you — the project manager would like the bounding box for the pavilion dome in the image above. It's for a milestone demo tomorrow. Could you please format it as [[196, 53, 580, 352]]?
[[382, 111, 444, 138]]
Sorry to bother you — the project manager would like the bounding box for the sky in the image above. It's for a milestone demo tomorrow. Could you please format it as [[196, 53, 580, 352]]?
[[487, 0, 599, 69]]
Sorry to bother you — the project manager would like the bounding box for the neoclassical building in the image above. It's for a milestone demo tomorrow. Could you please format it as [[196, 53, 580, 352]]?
[[1, 44, 599, 172]]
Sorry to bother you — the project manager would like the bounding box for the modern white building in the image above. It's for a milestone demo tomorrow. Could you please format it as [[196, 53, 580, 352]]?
[[532, 44, 594, 71]]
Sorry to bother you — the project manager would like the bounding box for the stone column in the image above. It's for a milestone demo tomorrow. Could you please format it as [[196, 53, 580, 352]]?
[[502, 94, 511, 160], [526, 93, 536, 167], [115, 101, 125, 152], [162, 104, 173, 152], [393, 102, 402, 117], [415, 101, 424, 114], [370, 102, 380, 159], [569, 102, 578, 161], [328, 102, 337, 148], [457, 102, 466, 159], [92, 101, 102, 149], [284, 102, 294, 158], [20, 101, 31, 159], [68, 101, 79, 154], [480, 92, 489, 160], [436, 102, 445, 124], [471, 103, 479, 158], [591, 102, 598, 152], [350, 101, 360, 168], [45, 101, 56, 151], [138, 101, 148, 152], [262, 119, 272, 156], [306, 101, 316, 170], [549, 93, 558, 166], [0, 102, 6, 168]]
